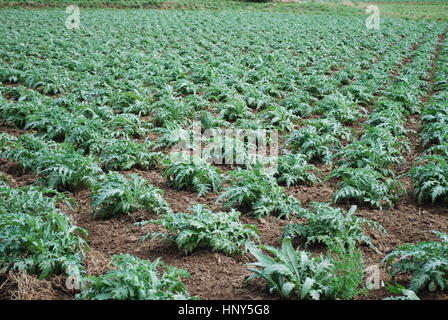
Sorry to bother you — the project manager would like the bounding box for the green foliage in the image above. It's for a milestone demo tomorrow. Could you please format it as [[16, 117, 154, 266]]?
[[195, 110, 230, 130], [218, 100, 254, 122], [326, 239, 367, 300], [59, 117, 112, 153], [344, 83, 375, 105], [420, 103, 448, 146], [383, 284, 420, 300], [91, 173, 171, 219], [275, 153, 320, 187], [162, 154, 222, 196], [281, 92, 316, 118], [0, 185, 88, 279], [206, 131, 263, 169], [409, 155, 448, 204], [247, 236, 368, 300], [361, 125, 410, 153], [35, 146, 102, 189], [301, 75, 338, 98], [285, 127, 340, 164], [384, 83, 422, 115], [315, 93, 366, 125], [329, 167, 405, 209], [261, 105, 296, 133], [384, 231, 448, 293], [420, 103, 448, 126], [154, 122, 204, 149], [0, 173, 8, 186], [76, 254, 194, 300], [304, 118, 353, 142], [283, 202, 384, 250], [143, 204, 259, 255], [246, 237, 334, 300], [0, 100, 42, 128], [335, 127, 406, 177], [335, 141, 402, 177], [425, 143, 448, 159], [25, 110, 113, 153], [365, 102, 408, 137], [152, 98, 194, 127], [22, 109, 68, 140], [99, 139, 163, 171], [218, 166, 302, 218], [0, 133, 16, 153], [109, 113, 152, 138], [1, 134, 102, 189], [204, 82, 235, 103]]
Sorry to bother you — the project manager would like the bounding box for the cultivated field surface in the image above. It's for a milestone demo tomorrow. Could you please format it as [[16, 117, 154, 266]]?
[[0, 7, 447, 300]]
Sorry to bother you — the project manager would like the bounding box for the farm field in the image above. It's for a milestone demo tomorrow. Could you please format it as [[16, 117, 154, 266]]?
[[0, 4, 448, 301]]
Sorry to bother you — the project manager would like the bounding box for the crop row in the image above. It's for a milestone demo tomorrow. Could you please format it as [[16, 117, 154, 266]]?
[[327, 26, 445, 209], [410, 37, 448, 204]]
